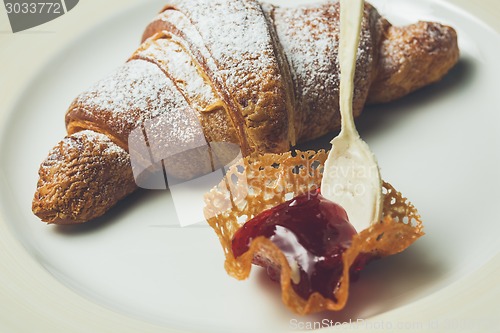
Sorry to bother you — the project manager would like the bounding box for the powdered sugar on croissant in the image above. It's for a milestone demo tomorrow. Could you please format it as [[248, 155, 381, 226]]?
[[33, 0, 459, 224]]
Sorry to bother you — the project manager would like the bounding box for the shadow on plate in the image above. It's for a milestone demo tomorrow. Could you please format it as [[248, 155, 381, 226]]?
[[297, 57, 475, 151], [53, 189, 165, 235], [254, 242, 446, 325]]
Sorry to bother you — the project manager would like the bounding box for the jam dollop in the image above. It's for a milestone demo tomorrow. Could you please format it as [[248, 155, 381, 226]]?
[[232, 189, 359, 301]]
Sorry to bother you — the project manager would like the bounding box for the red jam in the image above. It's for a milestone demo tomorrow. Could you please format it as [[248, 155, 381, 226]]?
[[232, 189, 361, 301]]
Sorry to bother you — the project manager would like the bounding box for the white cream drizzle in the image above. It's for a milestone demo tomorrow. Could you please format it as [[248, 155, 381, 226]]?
[[321, 0, 383, 233]]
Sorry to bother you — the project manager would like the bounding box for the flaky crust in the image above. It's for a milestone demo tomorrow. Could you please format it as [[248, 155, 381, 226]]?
[[32, 131, 137, 224], [266, 2, 385, 143], [368, 21, 459, 103], [141, 0, 292, 155], [34, 0, 459, 224]]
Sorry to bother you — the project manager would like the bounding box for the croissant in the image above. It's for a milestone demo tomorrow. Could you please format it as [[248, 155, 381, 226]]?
[[32, 0, 459, 224]]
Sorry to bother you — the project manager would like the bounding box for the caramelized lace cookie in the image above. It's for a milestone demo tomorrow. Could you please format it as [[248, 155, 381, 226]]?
[[204, 150, 423, 315]]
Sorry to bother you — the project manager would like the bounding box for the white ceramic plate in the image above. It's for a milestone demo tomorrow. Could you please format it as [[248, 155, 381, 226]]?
[[1, 0, 499, 332]]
